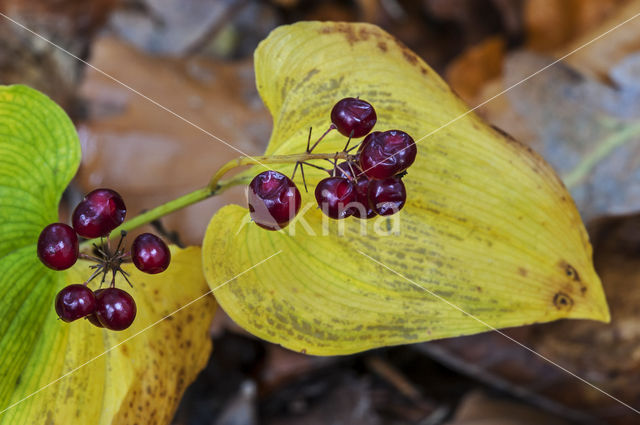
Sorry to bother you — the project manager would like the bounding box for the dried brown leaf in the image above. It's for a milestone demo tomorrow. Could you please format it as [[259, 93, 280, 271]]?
[[77, 36, 271, 244]]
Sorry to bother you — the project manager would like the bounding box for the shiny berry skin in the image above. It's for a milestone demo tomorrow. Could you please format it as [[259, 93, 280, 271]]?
[[132, 233, 171, 274], [335, 161, 369, 181], [315, 177, 356, 219], [95, 288, 137, 331], [86, 289, 105, 327], [368, 177, 407, 216], [72, 188, 126, 238], [331, 98, 377, 138], [86, 313, 104, 328], [359, 130, 417, 179], [335, 162, 376, 219], [336, 161, 357, 179], [37, 223, 79, 270], [248, 171, 301, 231], [357, 131, 381, 155], [352, 178, 377, 219], [55, 284, 96, 322]]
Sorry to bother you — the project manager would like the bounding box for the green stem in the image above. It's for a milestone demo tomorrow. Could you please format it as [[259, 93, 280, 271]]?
[[82, 151, 350, 247], [563, 121, 640, 190], [115, 187, 213, 233]]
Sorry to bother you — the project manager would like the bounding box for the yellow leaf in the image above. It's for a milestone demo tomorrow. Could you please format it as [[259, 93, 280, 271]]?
[[202, 22, 609, 355], [1, 246, 215, 424]]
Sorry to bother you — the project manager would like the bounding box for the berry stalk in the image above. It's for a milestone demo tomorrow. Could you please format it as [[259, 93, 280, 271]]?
[[206, 151, 353, 189]]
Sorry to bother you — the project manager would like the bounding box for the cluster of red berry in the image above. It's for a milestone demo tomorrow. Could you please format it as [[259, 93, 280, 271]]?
[[37, 189, 171, 330], [248, 98, 417, 230]]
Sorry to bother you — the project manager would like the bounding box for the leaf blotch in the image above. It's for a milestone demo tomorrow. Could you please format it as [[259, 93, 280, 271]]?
[[403, 50, 418, 66], [564, 263, 580, 282], [553, 292, 574, 311], [319, 22, 383, 45]]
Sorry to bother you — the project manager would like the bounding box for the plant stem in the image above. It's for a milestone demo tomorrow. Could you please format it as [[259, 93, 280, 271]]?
[[82, 176, 244, 247], [81, 151, 350, 247], [563, 121, 640, 190]]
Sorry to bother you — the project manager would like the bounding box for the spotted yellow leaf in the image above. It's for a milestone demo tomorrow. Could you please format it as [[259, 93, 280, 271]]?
[[202, 22, 609, 355], [1, 247, 215, 425]]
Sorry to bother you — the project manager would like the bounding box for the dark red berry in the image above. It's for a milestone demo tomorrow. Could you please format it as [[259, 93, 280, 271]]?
[[132, 233, 171, 274], [86, 313, 104, 328], [86, 289, 105, 327], [335, 162, 376, 219], [55, 284, 96, 322], [356, 131, 380, 157], [359, 130, 417, 179], [359, 131, 380, 149], [315, 177, 356, 219], [95, 288, 136, 331], [336, 161, 378, 218], [352, 178, 377, 219], [368, 177, 407, 216], [37, 223, 79, 270], [248, 171, 301, 231], [331, 98, 377, 138], [72, 188, 126, 238], [335, 161, 357, 180], [336, 161, 352, 179]]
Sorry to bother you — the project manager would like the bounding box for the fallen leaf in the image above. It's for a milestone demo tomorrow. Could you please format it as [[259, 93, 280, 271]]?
[[524, 0, 626, 52], [445, 391, 571, 425], [77, 36, 271, 245], [445, 36, 506, 104], [202, 22, 609, 355], [266, 374, 381, 425], [503, 51, 640, 222], [563, 0, 640, 81]]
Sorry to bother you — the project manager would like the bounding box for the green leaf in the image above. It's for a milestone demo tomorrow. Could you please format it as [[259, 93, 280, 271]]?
[[0, 85, 81, 417], [202, 22, 610, 355], [0, 85, 216, 424]]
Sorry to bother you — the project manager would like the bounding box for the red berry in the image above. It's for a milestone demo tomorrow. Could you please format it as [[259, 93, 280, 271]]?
[[86, 289, 105, 327], [335, 161, 363, 180], [352, 178, 377, 219], [359, 130, 417, 179], [72, 188, 126, 238], [95, 288, 136, 331], [331, 98, 377, 138], [368, 177, 406, 216], [335, 162, 376, 219], [37, 223, 79, 270], [86, 313, 104, 328], [315, 177, 356, 219], [248, 171, 301, 231], [55, 284, 96, 322], [132, 233, 171, 274], [358, 132, 381, 154], [336, 161, 354, 179]]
